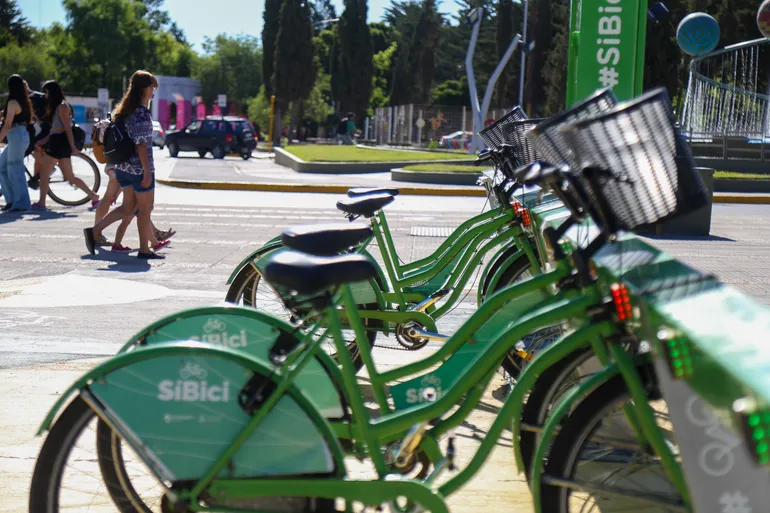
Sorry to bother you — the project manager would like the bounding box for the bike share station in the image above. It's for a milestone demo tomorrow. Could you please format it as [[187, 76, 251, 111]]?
[[27, 2, 770, 513]]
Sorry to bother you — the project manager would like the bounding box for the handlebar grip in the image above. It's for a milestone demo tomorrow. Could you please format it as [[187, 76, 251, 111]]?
[[475, 149, 496, 165]]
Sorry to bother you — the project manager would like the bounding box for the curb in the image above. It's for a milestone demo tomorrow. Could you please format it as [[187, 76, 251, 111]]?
[[155, 178, 487, 197], [156, 178, 770, 203], [391, 168, 481, 186]]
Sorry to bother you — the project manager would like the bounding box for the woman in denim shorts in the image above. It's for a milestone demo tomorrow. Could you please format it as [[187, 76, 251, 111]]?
[[84, 70, 168, 259], [0, 74, 32, 212]]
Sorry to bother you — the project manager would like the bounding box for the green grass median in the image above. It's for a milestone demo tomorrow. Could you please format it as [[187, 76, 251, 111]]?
[[714, 171, 770, 180], [401, 164, 483, 173], [285, 145, 474, 163]]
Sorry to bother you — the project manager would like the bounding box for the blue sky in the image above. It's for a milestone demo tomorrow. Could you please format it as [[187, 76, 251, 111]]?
[[18, 0, 463, 51]]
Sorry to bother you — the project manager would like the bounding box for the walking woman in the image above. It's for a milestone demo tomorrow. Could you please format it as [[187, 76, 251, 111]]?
[[84, 70, 167, 259], [32, 80, 100, 209], [0, 74, 33, 212]]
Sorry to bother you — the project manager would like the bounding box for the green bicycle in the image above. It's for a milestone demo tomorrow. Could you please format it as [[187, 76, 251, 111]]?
[[223, 108, 548, 356], [29, 88, 707, 513]]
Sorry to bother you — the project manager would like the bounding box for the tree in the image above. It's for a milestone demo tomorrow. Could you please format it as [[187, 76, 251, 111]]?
[[0, 42, 56, 91], [541, 0, 569, 115], [407, 0, 442, 104], [262, 0, 282, 97], [524, 0, 552, 115], [495, 0, 514, 107], [193, 34, 262, 110], [273, 0, 317, 133], [338, 0, 374, 121], [0, 0, 32, 47]]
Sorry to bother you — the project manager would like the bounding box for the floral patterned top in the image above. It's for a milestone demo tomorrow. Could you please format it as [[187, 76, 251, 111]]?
[[115, 105, 154, 176]]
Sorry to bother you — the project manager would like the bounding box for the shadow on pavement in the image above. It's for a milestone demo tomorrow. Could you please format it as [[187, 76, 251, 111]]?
[[642, 233, 735, 243], [81, 252, 152, 273]]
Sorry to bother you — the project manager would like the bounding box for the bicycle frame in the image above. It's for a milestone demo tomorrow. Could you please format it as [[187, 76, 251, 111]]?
[[162, 285, 607, 509]]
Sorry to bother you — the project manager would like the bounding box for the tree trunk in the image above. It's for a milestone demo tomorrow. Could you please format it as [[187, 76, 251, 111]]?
[[290, 101, 299, 142]]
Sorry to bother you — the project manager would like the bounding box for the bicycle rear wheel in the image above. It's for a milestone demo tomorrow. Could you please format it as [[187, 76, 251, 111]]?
[[47, 153, 101, 206]]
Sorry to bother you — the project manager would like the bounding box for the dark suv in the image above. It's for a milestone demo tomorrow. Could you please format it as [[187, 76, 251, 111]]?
[[165, 116, 257, 160]]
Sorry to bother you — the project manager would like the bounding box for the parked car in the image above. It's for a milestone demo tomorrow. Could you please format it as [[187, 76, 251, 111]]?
[[439, 130, 472, 150], [165, 116, 258, 160], [152, 121, 165, 149]]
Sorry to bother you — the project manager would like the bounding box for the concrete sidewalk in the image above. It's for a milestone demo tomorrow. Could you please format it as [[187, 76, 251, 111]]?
[[156, 154, 770, 203]]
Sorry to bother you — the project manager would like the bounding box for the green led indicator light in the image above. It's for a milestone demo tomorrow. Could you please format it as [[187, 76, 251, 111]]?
[[668, 340, 677, 348], [749, 414, 761, 427], [674, 368, 684, 377], [681, 346, 689, 355], [753, 428, 765, 441], [673, 360, 682, 368], [758, 441, 769, 454], [670, 349, 679, 358]]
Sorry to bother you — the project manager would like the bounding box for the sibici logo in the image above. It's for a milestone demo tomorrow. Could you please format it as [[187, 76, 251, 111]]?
[[405, 374, 442, 405], [189, 318, 248, 348], [157, 362, 231, 402], [595, 0, 623, 89]]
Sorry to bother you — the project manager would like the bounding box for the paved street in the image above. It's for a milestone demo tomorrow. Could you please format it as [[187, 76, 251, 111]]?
[[1, 153, 770, 511]]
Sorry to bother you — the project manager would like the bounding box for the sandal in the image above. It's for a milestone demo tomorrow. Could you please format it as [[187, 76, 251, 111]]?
[[97, 234, 112, 246], [152, 240, 171, 251], [154, 228, 176, 241], [83, 228, 96, 255], [138, 251, 165, 260]]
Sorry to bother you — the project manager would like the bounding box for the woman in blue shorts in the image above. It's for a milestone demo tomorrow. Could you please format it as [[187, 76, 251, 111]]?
[[84, 70, 168, 259]]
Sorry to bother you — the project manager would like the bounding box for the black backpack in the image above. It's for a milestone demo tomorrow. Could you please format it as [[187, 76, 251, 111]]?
[[103, 116, 135, 165], [336, 119, 348, 135]]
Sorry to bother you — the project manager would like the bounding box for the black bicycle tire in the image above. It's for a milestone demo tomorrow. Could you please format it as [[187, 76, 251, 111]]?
[[518, 348, 594, 481], [226, 260, 377, 373], [539, 367, 681, 513], [29, 396, 121, 513], [47, 153, 101, 207]]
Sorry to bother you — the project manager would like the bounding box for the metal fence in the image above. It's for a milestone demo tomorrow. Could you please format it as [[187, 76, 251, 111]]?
[[373, 104, 511, 147]]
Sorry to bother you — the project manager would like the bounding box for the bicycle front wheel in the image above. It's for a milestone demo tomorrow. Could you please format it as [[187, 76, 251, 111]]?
[[539, 371, 683, 513], [47, 153, 101, 206]]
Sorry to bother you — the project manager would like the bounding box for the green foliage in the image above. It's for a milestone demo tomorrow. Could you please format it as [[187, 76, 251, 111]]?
[[273, 0, 317, 104], [0, 41, 56, 90], [262, 0, 282, 97], [247, 86, 272, 129], [371, 41, 398, 108], [431, 78, 470, 106], [193, 34, 262, 109], [338, 0, 374, 121], [0, 0, 32, 47]]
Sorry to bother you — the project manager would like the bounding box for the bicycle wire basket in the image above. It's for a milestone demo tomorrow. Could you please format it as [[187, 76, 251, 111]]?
[[500, 119, 544, 170], [527, 88, 618, 169], [561, 87, 709, 232], [478, 105, 528, 150]]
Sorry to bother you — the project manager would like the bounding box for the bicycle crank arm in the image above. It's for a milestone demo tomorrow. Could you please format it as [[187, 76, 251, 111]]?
[[406, 326, 450, 342]]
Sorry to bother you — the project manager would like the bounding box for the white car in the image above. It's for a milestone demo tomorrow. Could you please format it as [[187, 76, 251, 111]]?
[[152, 121, 166, 149]]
